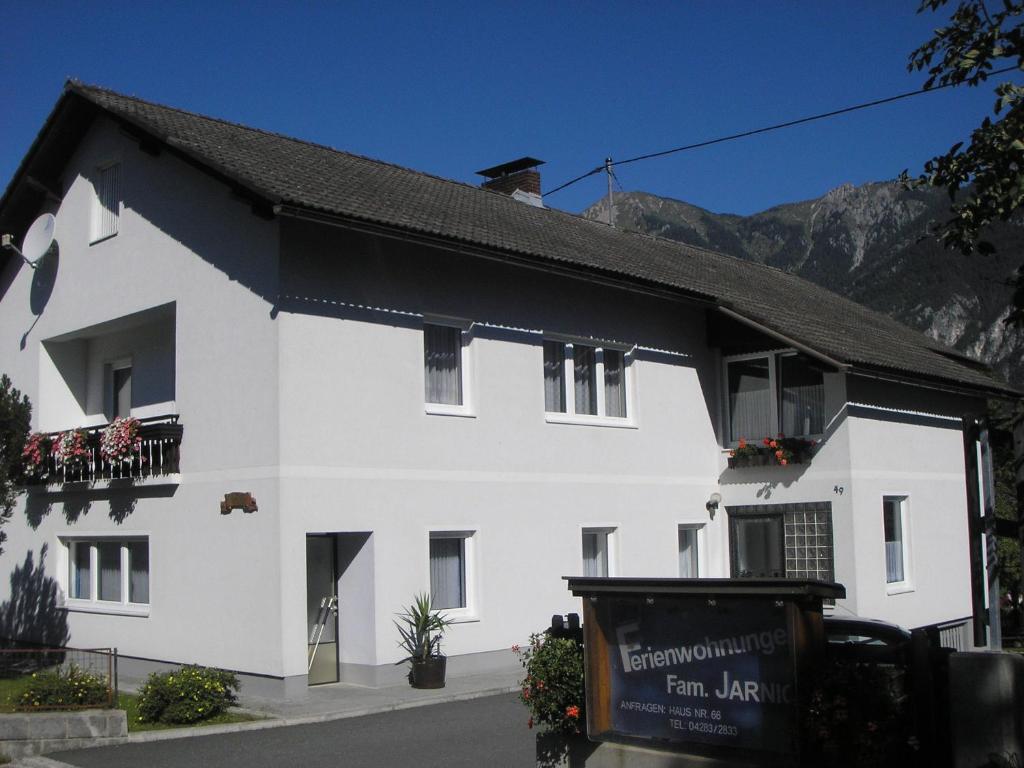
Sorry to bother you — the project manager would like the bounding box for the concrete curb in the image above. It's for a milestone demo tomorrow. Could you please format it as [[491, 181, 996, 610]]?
[[121, 684, 519, 743], [7, 683, 520, 763]]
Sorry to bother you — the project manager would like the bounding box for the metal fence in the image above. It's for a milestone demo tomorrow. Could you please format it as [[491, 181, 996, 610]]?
[[0, 646, 117, 711]]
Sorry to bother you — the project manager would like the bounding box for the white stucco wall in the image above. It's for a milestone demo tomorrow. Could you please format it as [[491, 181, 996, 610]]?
[[275, 221, 726, 677], [0, 116, 286, 677]]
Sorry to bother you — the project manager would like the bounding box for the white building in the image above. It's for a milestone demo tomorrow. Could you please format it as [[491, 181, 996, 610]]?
[[0, 82, 1014, 698]]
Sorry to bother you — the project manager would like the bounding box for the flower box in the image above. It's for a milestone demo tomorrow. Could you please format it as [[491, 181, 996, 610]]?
[[727, 435, 816, 469]]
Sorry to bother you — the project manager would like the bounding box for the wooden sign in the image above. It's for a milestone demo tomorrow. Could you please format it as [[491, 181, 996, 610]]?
[[565, 577, 843, 763], [220, 492, 258, 514]]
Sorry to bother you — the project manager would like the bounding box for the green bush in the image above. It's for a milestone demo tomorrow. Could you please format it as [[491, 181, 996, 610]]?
[[18, 664, 109, 710], [136, 665, 239, 724], [515, 633, 585, 735]]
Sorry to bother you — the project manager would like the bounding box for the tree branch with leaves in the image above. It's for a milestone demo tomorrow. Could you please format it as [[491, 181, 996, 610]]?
[[904, 0, 1024, 326]]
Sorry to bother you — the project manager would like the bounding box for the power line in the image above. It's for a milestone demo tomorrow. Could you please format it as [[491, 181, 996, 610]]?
[[544, 65, 1020, 197]]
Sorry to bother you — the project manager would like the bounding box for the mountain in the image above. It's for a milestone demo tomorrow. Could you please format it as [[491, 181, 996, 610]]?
[[584, 183, 1024, 388]]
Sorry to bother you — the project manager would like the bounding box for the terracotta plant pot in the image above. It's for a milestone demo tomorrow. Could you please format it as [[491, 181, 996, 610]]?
[[409, 655, 447, 689]]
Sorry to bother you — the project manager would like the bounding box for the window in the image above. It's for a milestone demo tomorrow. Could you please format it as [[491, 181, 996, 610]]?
[[729, 503, 834, 584], [724, 352, 825, 443], [66, 538, 149, 611], [424, 322, 472, 415], [429, 532, 474, 615], [678, 525, 702, 578], [110, 359, 132, 419], [91, 163, 120, 243], [545, 340, 631, 423], [582, 528, 615, 577], [883, 496, 910, 588]]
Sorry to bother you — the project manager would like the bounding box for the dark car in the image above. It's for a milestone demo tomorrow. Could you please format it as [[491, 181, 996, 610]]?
[[823, 615, 912, 664]]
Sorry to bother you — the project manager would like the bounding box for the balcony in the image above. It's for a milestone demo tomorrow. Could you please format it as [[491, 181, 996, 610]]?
[[23, 415, 182, 486]]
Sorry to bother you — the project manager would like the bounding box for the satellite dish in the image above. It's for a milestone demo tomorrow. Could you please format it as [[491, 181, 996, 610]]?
[[21, 214, 56, 266]]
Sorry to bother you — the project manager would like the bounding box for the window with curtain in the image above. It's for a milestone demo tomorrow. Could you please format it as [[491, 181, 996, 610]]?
[[779, 355, 824, 437], [883, 497, 907, 585], [91, 163, 120, 243], [65, 538, 150, 609], [725, 352, 826, 442], [430, 535, 468, 610], [424, 324, 464, 407], [678, 526, 701, 578], [582, 529, 612, 577], [544, 340, 630, 421]]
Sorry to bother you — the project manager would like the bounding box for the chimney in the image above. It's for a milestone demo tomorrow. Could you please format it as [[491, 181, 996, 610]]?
[[476, 157, 545, 207]]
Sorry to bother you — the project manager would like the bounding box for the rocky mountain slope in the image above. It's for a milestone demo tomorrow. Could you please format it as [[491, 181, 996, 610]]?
[[584, 183, 1023, 387]]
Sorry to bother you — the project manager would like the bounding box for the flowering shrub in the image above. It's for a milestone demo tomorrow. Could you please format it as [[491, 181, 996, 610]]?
[[100, 417, 142, 465], [729, 434, 816, 466], [515, 633, 585, 735], [53, 429, 90, 471], [18, 664, 109, 710], [21, 432, 51, 479], [137, 665, 240, 724]]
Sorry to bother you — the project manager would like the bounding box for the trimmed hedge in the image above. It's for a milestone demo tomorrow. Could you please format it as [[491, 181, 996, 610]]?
[[137, 665, 239, 724]]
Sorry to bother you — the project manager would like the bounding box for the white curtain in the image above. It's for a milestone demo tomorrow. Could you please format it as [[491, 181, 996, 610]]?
[[678, 528, 699, 577], [779, 356, 824, 436], [883, 499, 905, 583], [582, 532, 608, 577], [604, 350, 627, 417], [71, 543, 91, 599], [574, 346, 597, 415], [728, 359, 772, 441], [424, 325, 463, 405], [543, 341, 565, 413], [97, 542, 121, 602], [128, 541, 149, 604], [430, 538, 465, 609]]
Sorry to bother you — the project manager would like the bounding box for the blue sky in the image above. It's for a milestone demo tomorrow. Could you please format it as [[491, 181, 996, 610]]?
[[0, 2, 1010, 216]]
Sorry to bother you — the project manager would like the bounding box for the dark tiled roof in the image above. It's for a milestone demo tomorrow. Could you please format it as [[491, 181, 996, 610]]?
[[8, 81, 1017, 395]]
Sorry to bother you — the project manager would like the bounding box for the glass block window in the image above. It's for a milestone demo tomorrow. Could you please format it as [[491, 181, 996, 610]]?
[[729, 502, 834, 597]]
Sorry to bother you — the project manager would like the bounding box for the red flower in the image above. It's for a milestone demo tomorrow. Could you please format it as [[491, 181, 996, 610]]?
[[780, 459, 788, 466], [566, 705, 580, 718], [769, 440, 778, 449], [762, 437, 772, 446], [775, 450, 783, 459], [728, 450, 736, 457], [738, 438, 747, 449]]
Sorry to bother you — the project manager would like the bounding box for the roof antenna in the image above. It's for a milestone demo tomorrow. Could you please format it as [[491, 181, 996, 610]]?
[[605, 157, 615, 227]]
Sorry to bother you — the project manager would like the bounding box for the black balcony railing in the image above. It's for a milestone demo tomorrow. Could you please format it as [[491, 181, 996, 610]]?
[[24, 415, 182, 486]]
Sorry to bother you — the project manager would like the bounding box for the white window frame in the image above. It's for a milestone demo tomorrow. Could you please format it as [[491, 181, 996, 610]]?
[[544, 337, 635, 427], [581, 526, 618, 577], [677, 523, 705, 578], [882, 495, 913, 594], [90, 161, 121, 244], [721, 349, 824, 446], [60, 535, 150, 616], [428, 530, 477, 622], [423, 318, 474, 418]]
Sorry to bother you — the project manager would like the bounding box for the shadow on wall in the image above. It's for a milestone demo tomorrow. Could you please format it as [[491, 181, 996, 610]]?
[[0, 545, 69, 648]]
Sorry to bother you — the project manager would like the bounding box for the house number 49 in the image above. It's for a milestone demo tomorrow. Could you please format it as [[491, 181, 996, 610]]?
[[833, 486, 844, 496]]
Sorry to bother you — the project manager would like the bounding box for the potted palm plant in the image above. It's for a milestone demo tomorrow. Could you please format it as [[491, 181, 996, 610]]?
[[395, 592, 454, 689]]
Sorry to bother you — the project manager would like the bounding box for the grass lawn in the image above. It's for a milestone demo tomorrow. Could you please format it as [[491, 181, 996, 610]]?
[[118, 692, 263, 732], [0, 674, 261, 732]]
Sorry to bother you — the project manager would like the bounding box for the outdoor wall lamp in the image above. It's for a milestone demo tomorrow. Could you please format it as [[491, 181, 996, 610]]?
[[705, 492, 722, 519]]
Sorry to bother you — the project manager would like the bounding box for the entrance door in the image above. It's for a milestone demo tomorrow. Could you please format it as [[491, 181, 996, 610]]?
[[306, 535, 339, 685]]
